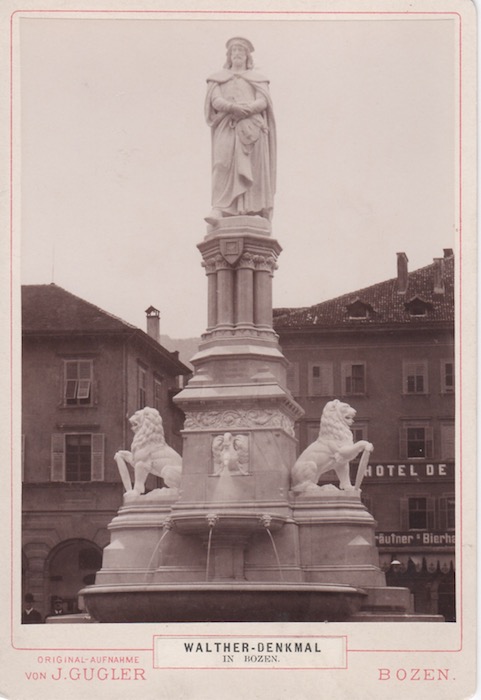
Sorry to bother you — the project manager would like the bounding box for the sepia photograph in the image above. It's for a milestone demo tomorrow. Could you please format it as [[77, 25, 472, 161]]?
[[1, 2, 477, 698]]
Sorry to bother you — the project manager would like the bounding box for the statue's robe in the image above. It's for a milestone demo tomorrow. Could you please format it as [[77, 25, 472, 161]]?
[[205, 69, 276, 218]]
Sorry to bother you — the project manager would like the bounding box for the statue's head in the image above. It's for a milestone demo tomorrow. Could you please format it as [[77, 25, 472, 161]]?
[[224, 37, 254, 70]]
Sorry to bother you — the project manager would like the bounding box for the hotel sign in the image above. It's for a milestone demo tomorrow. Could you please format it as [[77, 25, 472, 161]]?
[[376, 531, 455, 547], [348, 462, 454, 480]]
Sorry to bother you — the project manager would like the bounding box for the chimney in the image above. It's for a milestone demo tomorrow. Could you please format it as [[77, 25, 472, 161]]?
[[145, 306, 160, 343], [396, 252, 409, 294], [443, 248, 454, 259], [433, 258, 445, 295]]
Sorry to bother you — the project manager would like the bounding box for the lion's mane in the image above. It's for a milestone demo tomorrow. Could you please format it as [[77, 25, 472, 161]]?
[[131, 407, 166, 453], [318, 400, 355, 446]]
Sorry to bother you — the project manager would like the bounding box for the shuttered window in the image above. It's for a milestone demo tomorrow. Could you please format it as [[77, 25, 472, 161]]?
[[441, 360, 454, 393], [402, 360, 428, 394], [440, 423, 455, 460], [308, 362, 333, 396], [439, 495, 455, 530], [341, 362, 366, 395], [153, 377, 163, 412], [138, 364, 147, 409], [64, 360, 93, 406], [50, 433, 104, 482]]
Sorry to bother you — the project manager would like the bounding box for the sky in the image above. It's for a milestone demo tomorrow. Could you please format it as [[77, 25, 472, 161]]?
[[18, 12, 457, 339]]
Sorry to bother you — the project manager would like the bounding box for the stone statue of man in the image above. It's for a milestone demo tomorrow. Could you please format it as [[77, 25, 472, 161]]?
[[205, 37, 276, 225]]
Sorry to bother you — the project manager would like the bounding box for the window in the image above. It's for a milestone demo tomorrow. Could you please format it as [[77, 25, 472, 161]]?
[[405, 297, 430, 317], [341, 362, 366, 395], [64, 360, 93, 406], [138, 364, 147, 409], [51, 433, 104, 482], [400, 495, 434, 529], [408, 497, 433, 529], [346, 299, 374, 319], [66, 434, 92, 481], [308, 362, 333, 396], [153, 377, 163, 412], [441, 360, 454, 393], [286, 362, 300, 396], [440, 422, 455, 460], [400, 422, 433, 459], [403, 361, 428, 394], [439, 495, 455, 530], [352, 421, 369, 443]]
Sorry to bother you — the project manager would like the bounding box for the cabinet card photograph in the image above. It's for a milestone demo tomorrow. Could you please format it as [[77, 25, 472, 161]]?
[[1, 1, 476, 698]]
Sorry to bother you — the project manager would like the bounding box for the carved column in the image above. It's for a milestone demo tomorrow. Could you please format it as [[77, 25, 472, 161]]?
[[254, 255, 276, 329], [235, 253, 256, 328], [217, 261, 235, 329], [202, 256, 218, 330]]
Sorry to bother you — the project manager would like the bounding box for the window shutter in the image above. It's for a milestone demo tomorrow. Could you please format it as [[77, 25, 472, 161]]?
[[441, 424, 455, 460], [309, 362, 333, 396], [425, 425, 434, 459], [77, 379, 91, 400], [400, 497, 409, 529], [399, 427, 408, 459], [51, 434, 65, 481], [438, 497, 447, 530], [286, 362, 300, 396], [91, 434, 105, 481]]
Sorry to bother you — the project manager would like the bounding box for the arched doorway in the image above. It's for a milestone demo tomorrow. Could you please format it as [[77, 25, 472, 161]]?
[[46, 539, 102, 615]]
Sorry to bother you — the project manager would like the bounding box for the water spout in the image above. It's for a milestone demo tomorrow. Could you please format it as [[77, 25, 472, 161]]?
[[205, 513, 219, 582], [260, 514, 284, 582], [144, 518, 173, 581]]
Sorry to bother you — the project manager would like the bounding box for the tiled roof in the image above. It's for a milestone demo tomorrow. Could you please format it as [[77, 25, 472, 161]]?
[[22, 284, 190, 374], [274, 254, 454, 330], [22, 284, 136, 334]]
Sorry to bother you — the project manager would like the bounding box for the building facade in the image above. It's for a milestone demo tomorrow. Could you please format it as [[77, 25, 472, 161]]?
[[274, 250, 455, 620], [22, 284, 190, 619]]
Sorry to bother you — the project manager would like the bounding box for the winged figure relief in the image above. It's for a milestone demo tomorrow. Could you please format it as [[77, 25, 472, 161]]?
[[212, 432, 249, 475]]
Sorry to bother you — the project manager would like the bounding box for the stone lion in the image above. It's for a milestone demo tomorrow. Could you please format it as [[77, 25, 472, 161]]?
[[291, 399, 373, 493], [114, 407, 182, 497]]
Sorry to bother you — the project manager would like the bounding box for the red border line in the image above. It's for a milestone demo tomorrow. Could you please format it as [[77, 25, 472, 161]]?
[[10, 8, 464, 656]]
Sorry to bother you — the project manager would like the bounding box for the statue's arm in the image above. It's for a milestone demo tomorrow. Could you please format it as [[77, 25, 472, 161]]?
[[248, 90, 268, 114], [211, 85, 235, 113], [211, 85, 253, 119]]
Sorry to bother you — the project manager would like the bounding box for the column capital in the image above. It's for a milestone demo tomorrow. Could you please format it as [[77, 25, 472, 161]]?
[[253, 254, 278, 273]]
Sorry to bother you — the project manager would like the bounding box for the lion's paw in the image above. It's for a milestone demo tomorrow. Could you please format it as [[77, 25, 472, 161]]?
[[124, 489, 142, 500]]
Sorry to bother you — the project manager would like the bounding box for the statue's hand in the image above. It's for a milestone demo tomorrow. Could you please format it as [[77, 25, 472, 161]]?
[[231, 103, 251, 118]]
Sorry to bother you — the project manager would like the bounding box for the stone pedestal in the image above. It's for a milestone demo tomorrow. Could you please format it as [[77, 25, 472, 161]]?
[[82, 216, 440, 622], [171, 216, 304, 581], [290, 491, 386, 587]]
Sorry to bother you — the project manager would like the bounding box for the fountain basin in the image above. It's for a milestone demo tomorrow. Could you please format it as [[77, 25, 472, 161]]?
[[80, 582, 367, 623]]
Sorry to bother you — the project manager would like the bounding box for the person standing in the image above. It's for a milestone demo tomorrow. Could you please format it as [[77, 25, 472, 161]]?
[[22, 593, 42, 624], [51, 596, 65, 617]]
